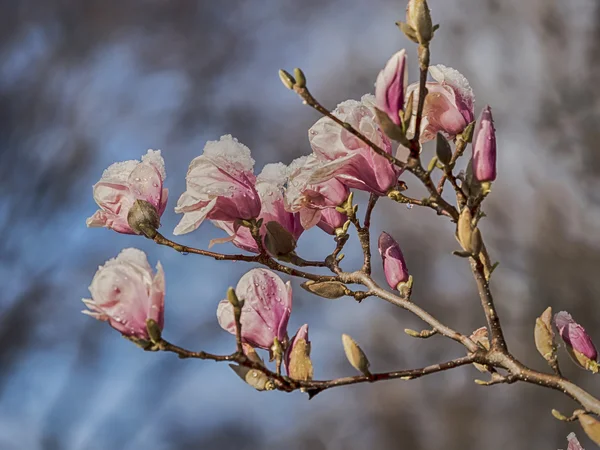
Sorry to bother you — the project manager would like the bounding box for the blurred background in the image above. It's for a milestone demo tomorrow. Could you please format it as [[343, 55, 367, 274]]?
[[1, 0, 600, 448]]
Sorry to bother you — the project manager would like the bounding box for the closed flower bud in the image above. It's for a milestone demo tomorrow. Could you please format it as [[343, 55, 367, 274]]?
[[264, 221, 297, 257], [229, 364, 274, 391], [435, 133, 453, 166], [378, 232, 409, 290], [457, 208, 480, 254], [470, 326, 490, 373], [534, 306, 556, 362], [278, 69, 295, 90], [406, 0, 433, 44], [472, 105, 497, 182], [82, 248, 165, 340], [579, 414, 600, 446], [566, 432, 584, 450], [301, 280, 348, 299], [555, 311, 599, 373], [375, 50, 408, 127], [342, 334, 371, 376], [127, 199, 160, 237], [285, 324, 313, 381]]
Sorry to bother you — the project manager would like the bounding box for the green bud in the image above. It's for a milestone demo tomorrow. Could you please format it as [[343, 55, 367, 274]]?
[[342, 334, 371, 376], [264, 221, 297, 257], [534, 307, 556, 363], [127, 199, 160, 237], [278, 69, 296, 90], [229, 364, 274, 391], [145, 318, 162, 344], [435, 133, 453, 166], [227, 287, 243, 308], [396, 21, 419, 44], [579, 414, 600, 446], [293, 68, 306, 88], [301, 280, 348, 299]]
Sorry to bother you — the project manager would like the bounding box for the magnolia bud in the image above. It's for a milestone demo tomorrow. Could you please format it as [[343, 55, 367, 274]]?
[[457, 208, 481, 254], [301, 280, 348, 299], [555, 311, 599, 373], [534, 307, 556, 363], [342, 334, 371, 376], [406, 0, 433, 44], [229, 364, 274, 391], [375, 50, 408, 127], [293, 68, 306, 88], [436, 133, 453, 166], [127, 199, 160, 237], [579, 414, 600, 446], [470, 326, 490, 373], [264, 221, 297, 257], [227, 287, 242, 308], [472, 106, 497, 182], [378, 232, 410, 291], [242, 343, 265, 366], [278, 69, 295, 90], [286, 324, 313, 381]]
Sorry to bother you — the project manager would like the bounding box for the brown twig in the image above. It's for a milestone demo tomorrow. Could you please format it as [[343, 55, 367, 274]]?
[[292, 85, 406, 170]]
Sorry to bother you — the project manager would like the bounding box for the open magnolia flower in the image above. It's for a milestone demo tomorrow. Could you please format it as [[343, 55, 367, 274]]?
[[308, 95, 402, 196], [86, 150, 168, 234], [211, 163, 303, 253], [217, 268, 292, 350], [285, 155, 349, 234], [82, 248, 165, 340], [173, 135, 261, 235], [407, 64, 474, 142]]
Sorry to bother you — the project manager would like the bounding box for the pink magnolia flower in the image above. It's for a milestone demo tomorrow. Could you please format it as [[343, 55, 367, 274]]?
[[378, 231, 409, 290], [286, 155, 349, 234], [555, 311, 598, 372], [211, 163, 304, 253], [173, 135, 261, 235], [82, 248, 165, 339], [217, 268, 292, 349], [86, 150, 168, 234], [472, 105, 497, 182], [308, 95, 402, 196], [407, 65, 475, 142], [566, 432, 584, 450], [375, 50, 408, 126]]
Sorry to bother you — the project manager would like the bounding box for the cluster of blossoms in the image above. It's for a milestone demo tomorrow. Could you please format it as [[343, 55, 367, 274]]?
[[79, 5, 600, 448]]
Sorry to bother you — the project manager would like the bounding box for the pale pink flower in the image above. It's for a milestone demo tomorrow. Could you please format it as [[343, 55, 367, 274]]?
[[86, 150, 168, 234], [217, 268, 292, 349], [378, 231, 409, 290], [407, 65, 475, 142], [472, 105, 497, 182], [308, 95, 402, 196], [375, 50, 408, 126], [566, 432, 585, 450], [173, 135, 261, 235], [555, 311, 598, 372], [211, 163, 303, 253], [82, 248, 165, 339], [285, 155, 349, 234]]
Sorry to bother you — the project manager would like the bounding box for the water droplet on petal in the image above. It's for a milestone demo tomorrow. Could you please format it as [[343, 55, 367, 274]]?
[[406, 203, 413, 209]]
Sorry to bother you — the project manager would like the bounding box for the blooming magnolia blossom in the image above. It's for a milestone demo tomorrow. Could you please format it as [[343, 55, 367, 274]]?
[[472, 105, 497, 182], [308, 95, 402, 196], [173, 135, 261, 235], [217, 268, 292, 349], [86, 150, 168, 234], [285, 155, 349, 234], [82, 248, 165, 339], [211, 163, 303, 252], [375, 49, 408, 126], [555, 311, 598, 372], [407, 65, 475, 142], [378, 231, 409, 290]]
